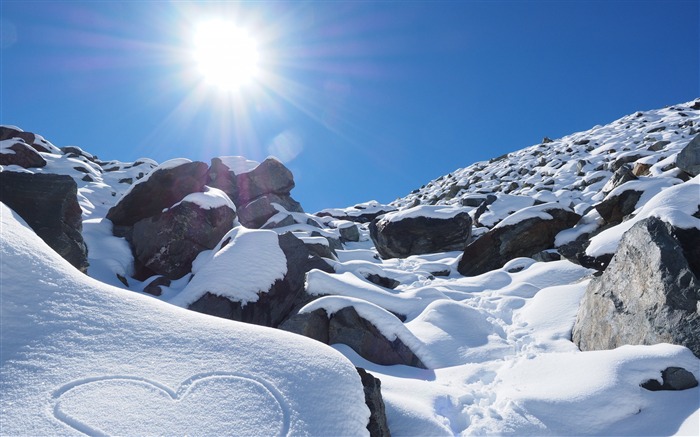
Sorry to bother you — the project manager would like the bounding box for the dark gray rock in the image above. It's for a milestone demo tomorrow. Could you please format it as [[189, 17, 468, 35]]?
[[356, 367, 391, 437], [676, 134, 700, 176], [364, 273, 400, 290], [0, 172, 88, 272], [0, 126, 36, 145], [648, 140, 670, 152], [595, 189, 643, 226], [602, 164, 637, 194], [370, 210, 472, 259], [0, 141, 46, 168], [572, 217, 700, 358], [206, 157, 238, 201], [142, 276, 171, 296], [235, 157, 295, 205], [188, 232, 334, 327], [458, 206, 580, 276], [339, 222, 360, 243], [237, 193, 303, 229], [130, 202, 236, 280], [279, 308, 330, 344], [106, 161, 209, 228], [329, 306, 425, 368], [641, 367, 698, 391]]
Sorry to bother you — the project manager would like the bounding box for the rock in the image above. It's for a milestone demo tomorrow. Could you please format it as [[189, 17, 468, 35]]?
[[611, 154, 644, 172], [130, 202, 236, 280], [572, 217, 700, 358], [641, 367, 698, 391], [364, 273, 400, 289], [0, 141, 46, 168], [632, 162, 651, 176], [329, 306, 426, 368], [595, 189, 643, 226], [369, 208, 472, 259], [0, 172, 88, 272], [279, 308, 330, 344], [676, 134, 700, 176], [601, 164, 637, 194], [106, 161, 209, 228], [458, 205, 580, 276], [237, 193, 302, 229], [142, 276, 171, 296], [208, 156, 295, 209], [356, 368, 391, 437], [338, 222, 361, 243], [648, 140, 670, 152], [0, 126, 35, 145], [188, 232, 333, 327]]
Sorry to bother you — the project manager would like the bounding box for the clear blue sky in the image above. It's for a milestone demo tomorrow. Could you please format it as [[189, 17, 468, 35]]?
[[1, 1, 698, 213]]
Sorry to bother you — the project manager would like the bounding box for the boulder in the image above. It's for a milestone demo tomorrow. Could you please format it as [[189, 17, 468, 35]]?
[[0, 141, 46, 168], [641, 367, 698, 391], [235, 157, 295, 205], [458, 204, 580, 276], [601, 164, 637, 194], [594, 189, 643, 226], [338, 222, 361, 243], [329, 306, 425, 368], [572, 217, 700, 358], [1, 126, 33, 143], [0, 172, 88, 272], [369, 207, 472, 259], [130, 201, 236, 280], [676, 134, 700, 176], [188, 232, 333, 327], [279, 308, 330, 344], [237, 193, 303, 229], [356, 368, 391, 437], [106, 161, 209, 228]]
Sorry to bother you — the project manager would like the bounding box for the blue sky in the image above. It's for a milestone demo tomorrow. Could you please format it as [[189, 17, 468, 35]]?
[[1, 1, 698, 213]]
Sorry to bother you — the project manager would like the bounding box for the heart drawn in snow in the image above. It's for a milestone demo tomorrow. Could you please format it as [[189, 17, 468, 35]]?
[[53, 372, 289, 436]]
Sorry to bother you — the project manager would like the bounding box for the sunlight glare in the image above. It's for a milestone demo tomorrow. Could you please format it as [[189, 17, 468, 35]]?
[[193, 20, 260, 90]]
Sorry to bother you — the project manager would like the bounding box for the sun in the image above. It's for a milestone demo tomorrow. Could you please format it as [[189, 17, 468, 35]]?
[[193, 20, 260, 90]]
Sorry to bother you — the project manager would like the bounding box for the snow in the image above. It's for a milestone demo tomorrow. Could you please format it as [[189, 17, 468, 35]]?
[[2, 100, 699, 436], [492, 202, 569, 229], [168, 186, 236, 211], [217, 155, 259, 174], [381, 205, 468, 222], [0, 203, 370, 436], [169, 227, 287, 307]]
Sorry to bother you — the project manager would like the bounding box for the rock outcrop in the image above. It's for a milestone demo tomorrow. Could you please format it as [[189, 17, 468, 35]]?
[[458, 204, 580, 276], [573, 217, 700, 358], [369, 207, 472, 259], [0, 172, 88, 272]]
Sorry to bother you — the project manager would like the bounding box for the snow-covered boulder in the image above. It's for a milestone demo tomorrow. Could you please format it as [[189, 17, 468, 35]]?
[[237, 193, 303, 229], [0, 203, 370, 436], [288, 296, 429, 368], [317, 200, 397, 223], [172, 230, 332, 327], [573, 217, 700, 358], [0, 172, 88, 272], [106, 159, 209, 230], [369, 205, 472, 259], [0, 139, 46, 168], [130, 188, 236, 280], [458, 203, 580, 276]]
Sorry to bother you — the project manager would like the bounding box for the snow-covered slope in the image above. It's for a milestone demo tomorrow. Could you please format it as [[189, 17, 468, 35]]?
[[392, 101, 698, 212], [2, 100, 699, 436], [0, 204, 369, 435]]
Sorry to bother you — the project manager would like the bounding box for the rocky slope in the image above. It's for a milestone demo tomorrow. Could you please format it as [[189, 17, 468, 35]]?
[[1, 99, 699, 435]]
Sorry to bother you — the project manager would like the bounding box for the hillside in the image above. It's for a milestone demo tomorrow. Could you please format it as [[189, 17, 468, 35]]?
[[1, 99, 699, 436]]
